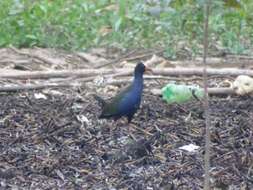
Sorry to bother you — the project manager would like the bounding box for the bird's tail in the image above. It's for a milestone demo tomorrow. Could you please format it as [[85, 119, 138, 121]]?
[[93, 94, 106, 108]]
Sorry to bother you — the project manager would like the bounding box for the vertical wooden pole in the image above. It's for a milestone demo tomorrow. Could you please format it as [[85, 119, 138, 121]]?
[[203, 0, 211, 190]]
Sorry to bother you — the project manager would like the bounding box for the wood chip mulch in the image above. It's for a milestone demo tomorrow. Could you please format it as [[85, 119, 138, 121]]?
[[0, 88, 252, 190]]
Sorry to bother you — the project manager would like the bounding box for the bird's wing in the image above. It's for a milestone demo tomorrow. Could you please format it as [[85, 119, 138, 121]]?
[[101, 85, 132, 117]]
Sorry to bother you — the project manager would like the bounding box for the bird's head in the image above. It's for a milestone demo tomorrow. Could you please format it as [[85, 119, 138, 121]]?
[[134, 62, 153, 76]]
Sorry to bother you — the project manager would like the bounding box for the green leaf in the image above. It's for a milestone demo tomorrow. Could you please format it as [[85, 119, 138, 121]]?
[[39, 4, 48, 14], [114, 17, 122, 32], [25, 34, 37, 40]]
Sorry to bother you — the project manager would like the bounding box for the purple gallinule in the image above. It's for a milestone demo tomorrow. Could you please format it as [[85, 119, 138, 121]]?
[[94, 62, 152, 123]]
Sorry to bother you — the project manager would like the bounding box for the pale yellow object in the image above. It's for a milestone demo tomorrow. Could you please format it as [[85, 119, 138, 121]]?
[[233, 75, 253, 95]]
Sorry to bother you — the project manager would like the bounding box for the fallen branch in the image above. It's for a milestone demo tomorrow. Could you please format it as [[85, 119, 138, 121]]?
[[10, 47, 63, 67], [151, 67, 253, 77], [95, 49, 164, 68], [174, 57, 253, 67], [150, 87, 234, 96], [0, 67, 253, 80], [0, 69, 114, 79], [0, 83, 80, 92], [76, 52, 109, 68], [226, 54, 253, 60], [0, 82, 235, 95]]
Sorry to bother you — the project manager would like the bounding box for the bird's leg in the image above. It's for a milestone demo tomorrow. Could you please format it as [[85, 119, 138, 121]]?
[[127, 115, 133, 124], [127, 123, 131, 137], [111, 118, 120, 142], [126, 114, 135, 136], [111, 118, 126, 143]]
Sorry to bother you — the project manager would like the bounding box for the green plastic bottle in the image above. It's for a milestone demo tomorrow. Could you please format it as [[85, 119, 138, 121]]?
[[162, 83, 204, 104]]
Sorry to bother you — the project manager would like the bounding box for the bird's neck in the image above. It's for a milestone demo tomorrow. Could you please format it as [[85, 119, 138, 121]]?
[[132, 74, 144, 92]]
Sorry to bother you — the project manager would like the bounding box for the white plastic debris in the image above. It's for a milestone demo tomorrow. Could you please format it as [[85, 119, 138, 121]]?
[[233, 75, 253, 95], [94, 76, 104, 86], [179, 144, 200, 152], [72, 103, 83, 110], [76, 115, 91, 126], [34, 93, 47, 100], [46, 90, 63, 96]]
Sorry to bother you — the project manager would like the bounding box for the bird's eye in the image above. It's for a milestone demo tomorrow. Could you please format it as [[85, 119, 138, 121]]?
[[245, 83, 250, 86]]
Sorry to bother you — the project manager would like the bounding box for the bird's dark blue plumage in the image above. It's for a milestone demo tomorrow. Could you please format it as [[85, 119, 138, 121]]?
[[94, 62, 150, 123]]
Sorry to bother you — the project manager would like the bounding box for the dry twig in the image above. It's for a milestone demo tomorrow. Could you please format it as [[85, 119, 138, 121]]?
[[0, 67, 252, 80]]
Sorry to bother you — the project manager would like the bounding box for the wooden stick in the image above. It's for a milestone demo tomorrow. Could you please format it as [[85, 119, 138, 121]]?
[[151, 67, 253, 76], [0, 69, 114, 79], [0, 83, 80, 92], [10, 47, 62, 66], [203, 1, 211, 188], [0, 67, 253, 80], [95, 49, 164, 69], [150, 87, 234, 96], [0, 81, 235, 95], [170, 57, 253, 66]]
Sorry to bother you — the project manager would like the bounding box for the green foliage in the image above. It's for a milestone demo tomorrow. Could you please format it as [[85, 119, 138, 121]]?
[[0, 0, 252, 56]]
